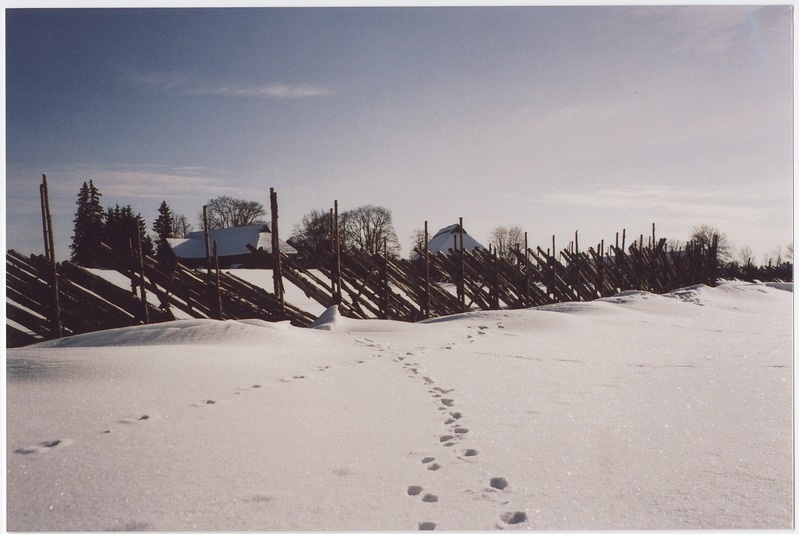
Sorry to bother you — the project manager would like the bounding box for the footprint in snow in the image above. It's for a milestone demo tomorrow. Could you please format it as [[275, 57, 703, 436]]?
[[441, 399, 455, 407], [422, 494, 439, 503], [418, 522, 436, 530], [463, 448, 479, 457], [14, 438, 73, 455], [407, 486, 424, 496], [453, 427, 469, 434], [118, 414, 154, 423], [490, 477, 508, 490], [421, 457, 436, 464], [499, 511, 527, 525]]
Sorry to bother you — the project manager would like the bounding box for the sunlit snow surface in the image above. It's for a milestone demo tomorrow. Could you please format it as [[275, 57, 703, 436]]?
[[6, 282, 793, 531]]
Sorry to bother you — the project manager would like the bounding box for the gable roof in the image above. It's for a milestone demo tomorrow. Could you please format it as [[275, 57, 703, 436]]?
[[413, 223, 486, 258], [167, 224, 296, 259]]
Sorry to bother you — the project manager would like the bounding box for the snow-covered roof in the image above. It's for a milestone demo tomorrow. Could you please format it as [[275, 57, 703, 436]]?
[[423, 223, 486, 256], [167, 224, 296, 259]]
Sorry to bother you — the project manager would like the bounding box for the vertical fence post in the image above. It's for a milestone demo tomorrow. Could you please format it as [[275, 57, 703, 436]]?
[[213, 240, 223, 319], [270, 187, 285, 314], [491, 245, 499, 310], [333, 200, 342, 305], [203, 205, 211, 276], [136, 224, 150, 324], [382, 237, 390, 319], [549, 235, 557, 298], [523, 232, 530, 307], [39, 181, 51, 261], [40, 174, 62, 338], [424, 220, 430, 319], [459, 217, 466, 312]]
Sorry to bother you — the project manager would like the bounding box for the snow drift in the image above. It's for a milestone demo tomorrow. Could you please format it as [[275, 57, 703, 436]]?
[[6, 281, 793, 530]]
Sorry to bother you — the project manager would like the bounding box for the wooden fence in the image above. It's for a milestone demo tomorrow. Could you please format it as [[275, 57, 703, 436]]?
[[6, 178, 729, 347], [7, 227, 721, 347]]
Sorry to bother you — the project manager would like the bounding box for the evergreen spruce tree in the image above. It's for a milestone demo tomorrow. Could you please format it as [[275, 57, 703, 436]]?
[[70, 180, 105, 267], [153, 201, 175, 262], [105, 204, 155, 261]]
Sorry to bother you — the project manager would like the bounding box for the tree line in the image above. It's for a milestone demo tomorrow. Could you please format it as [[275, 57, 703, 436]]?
[[69, 181, 792, 281], [69, 181, 404, 267]]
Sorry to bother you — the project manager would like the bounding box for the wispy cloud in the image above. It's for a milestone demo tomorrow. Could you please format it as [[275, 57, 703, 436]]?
[[189, 83, 331, 99], [129, 70, 331, 99], [538, 184, 772, 229], [9, 163, 266, 205]]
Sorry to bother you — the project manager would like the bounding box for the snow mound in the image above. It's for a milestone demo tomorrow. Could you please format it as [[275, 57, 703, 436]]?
[[6, 279, 793, 530], [310, 305, 342, 330], [32, 319, 297, 348]]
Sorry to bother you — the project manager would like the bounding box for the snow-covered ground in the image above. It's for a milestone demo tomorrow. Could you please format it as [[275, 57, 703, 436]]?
[[6, 281, 793, 530]]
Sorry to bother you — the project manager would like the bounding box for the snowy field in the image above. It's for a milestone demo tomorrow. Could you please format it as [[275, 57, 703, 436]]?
[[6, 281, 793, 531]]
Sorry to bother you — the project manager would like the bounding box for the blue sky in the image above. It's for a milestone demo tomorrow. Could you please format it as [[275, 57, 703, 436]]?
[[5, 6, 794, 262]]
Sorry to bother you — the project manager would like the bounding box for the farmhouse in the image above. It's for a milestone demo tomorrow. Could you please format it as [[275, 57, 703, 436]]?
[[166, 224, 297, 269]]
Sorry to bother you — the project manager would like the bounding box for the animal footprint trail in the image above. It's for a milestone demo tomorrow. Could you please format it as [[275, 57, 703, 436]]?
[[406, 364, 518, 530]]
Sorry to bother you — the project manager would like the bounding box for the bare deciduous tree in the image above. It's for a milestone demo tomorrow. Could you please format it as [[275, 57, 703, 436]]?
[[689, 224, 732, 264], [291, 208, 334, 252], [489, 225, 524, 261], [408, 228, 428, 258], [201, 196, 266, 230], [171, 213, 193, 238], [738, 245, 755, 267], [341, 205, 400, 257]]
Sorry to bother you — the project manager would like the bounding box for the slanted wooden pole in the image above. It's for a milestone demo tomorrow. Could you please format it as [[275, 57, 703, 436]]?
[[40, 174, 62, 338], [203, 205, 211, 276], [270, 187, 284, 313]]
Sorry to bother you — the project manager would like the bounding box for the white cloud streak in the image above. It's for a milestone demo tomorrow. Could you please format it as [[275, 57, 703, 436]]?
[[129, 70, 331, 99], [538, 184, 779, 231]]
